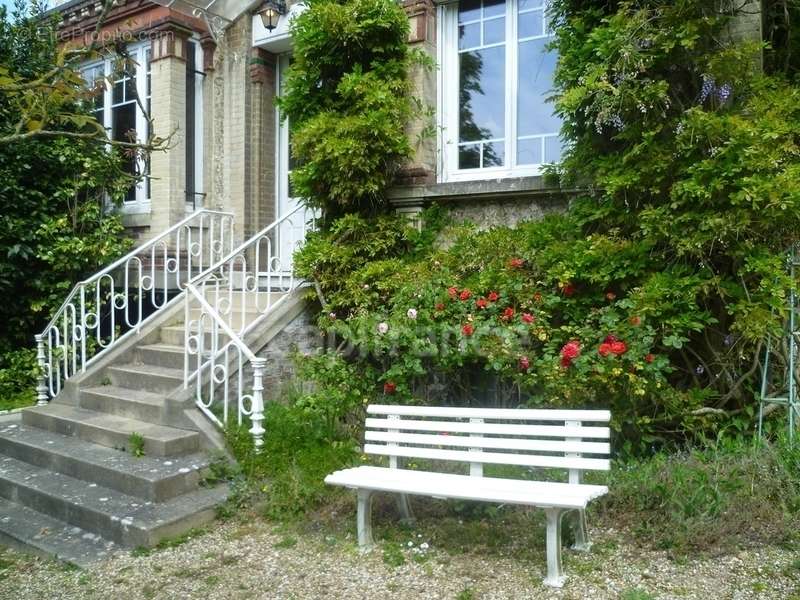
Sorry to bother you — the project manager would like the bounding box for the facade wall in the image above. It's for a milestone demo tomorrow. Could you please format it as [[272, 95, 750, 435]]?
[[56, 0, 768, 241]]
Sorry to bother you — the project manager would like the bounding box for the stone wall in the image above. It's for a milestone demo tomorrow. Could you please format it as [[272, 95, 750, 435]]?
[[256, 307, 323, 402]]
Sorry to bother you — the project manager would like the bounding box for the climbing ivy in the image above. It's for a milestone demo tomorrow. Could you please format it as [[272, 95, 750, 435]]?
[[277, 0, 428, 220]]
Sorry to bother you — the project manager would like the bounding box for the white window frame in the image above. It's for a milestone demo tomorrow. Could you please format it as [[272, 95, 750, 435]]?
[[82, 42, 152, 214], [437, 0, 560, 183], [186, 37, 205, 212]]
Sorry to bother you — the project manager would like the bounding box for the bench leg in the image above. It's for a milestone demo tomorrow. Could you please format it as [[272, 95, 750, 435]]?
[[396, 493, 415, 524], [356, 490, 375, 552], [570, 508, 592, 552], [543, 507, 566, 588]]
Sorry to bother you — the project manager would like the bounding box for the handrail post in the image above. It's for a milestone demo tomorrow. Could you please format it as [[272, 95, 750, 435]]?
[[34, 334, 49, 406], [250, 357, 267, 452]]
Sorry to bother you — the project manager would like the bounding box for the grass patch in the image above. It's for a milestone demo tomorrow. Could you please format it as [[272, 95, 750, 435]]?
[[224, 401, 358, 519], [598, 436, 800, 554]]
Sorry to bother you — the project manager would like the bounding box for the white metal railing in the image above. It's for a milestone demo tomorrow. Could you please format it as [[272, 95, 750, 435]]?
[[184, 205, 315, 448], [35, 209, 235, 403]]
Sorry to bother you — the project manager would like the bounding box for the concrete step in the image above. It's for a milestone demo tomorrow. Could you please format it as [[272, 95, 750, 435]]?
[[22, 405, 199, 457], [160, 324, 231, 347], [0, 497, 117, 568], [0, 454, 227, 548], [80, 385, 166, 423], [107, 364, 183, 394], [136, 343, 186, 370], [0, 422, 209, 502]]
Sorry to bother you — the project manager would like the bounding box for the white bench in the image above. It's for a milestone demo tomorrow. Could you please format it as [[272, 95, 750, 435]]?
[[325, 404, 611, 587]]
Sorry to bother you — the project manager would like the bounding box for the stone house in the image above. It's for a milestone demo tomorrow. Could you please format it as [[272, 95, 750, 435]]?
[[0, 0, 766, 563]]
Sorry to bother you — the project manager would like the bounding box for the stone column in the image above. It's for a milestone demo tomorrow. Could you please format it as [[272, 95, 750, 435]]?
[[392, 0, 438, 222], [148, 25, 191, 237], [249, 48, 278, 237]]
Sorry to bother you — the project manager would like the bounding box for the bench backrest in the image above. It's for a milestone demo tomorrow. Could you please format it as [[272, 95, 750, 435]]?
[[364, 405, 611, 483]]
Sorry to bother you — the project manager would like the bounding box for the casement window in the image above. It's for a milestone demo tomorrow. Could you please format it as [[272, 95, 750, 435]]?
[[82, 43, 152, 211], [438, 0, 562, 182]]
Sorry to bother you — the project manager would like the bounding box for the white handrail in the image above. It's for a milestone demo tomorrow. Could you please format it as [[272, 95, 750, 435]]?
[[184, 203, 316, 449], [35, 209, 235, 402]]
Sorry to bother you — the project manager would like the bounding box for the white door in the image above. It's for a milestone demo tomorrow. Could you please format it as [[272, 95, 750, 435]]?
[[275, 53, 305, 276]]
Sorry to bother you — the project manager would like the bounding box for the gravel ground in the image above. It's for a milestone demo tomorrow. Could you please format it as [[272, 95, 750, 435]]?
[[0, 516, 797, 600]]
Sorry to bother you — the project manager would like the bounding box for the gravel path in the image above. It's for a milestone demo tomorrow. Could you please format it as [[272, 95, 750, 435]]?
[[0, 515, 797, 600]]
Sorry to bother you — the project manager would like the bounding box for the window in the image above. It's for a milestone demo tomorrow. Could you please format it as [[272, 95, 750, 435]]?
[[81, 43, 152, 211], [439, 0, 562, 182]]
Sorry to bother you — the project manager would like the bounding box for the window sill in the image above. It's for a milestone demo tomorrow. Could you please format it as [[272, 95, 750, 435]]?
[[388, 175, 576, 206]]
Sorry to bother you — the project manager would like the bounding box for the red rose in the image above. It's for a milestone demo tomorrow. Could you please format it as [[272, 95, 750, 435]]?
[[383, 381, 396, 394], [448, 287, 458, 299], [630, 315, 642, 326], [610, 341, 628, 355], [645, 353, 655, 363], [476, 298, 488, 309], [488, 291, 500, 302], [501, 307, 515, 321], [435, 303, 445, 311], [598, 343, 612, 357], [604, 334, 618, 344], [562, 283, 576, 297], [533, 292, 543, 303], [508, 258, 524, 269], [462, 323, 474, 336], [521, 313, 535, 324], [519, 356, 530, 371], [605, 290, 616, 301], [560, 356, 574, 368], [560, 340, 581, 360], [459, 289, 472, 301]]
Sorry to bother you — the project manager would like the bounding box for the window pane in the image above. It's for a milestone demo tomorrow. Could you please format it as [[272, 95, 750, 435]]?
[[112, 103, 137, 202], [459, 22, 480, 49], [517, 137, 542, 165], [544, 135, 562, 163], [459, 0, 481, 22], [517, 37, 560, 137], [518, 9, 543, 39], [113, 80, 124, 104], [459, 46, 505, 144], [519, 0, 543, 10], [483, 0, 504, 18], [459, 143, 481, 169], [483, 17, 505, 45], [483, 141, 504, 167]]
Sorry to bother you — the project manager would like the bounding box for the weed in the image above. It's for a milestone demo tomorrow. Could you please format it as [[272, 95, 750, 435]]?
[[131, 546, 151, 558], [455, 587, 476, 600], [273, 536, 298, 549], [128, 432, 145, 458], [204, 575, 220, 586], [619, 589, 655, 600], [382, 542, 406, 568]]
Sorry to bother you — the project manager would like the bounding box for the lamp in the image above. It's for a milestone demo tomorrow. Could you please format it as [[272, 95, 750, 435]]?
[[258, 0, 285, 32]]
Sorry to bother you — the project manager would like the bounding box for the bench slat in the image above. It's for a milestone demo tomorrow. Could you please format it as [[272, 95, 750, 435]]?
[[325, 466, 608, 509], [368, 404, 611, 422], [365, 431, 610, 455], [365, 418, 610, 439], [364, 444, 611, 471]]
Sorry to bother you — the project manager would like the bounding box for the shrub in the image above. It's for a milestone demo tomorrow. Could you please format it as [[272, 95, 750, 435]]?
[[0, 349, 38, 412]]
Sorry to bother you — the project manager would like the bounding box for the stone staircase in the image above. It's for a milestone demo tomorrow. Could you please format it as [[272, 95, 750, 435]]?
[[0, 301, 273, 566]]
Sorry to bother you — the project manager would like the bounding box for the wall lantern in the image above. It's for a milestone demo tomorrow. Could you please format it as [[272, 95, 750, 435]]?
[[258, 0, 286, 32]]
